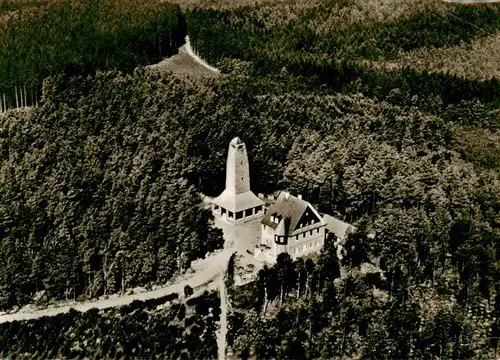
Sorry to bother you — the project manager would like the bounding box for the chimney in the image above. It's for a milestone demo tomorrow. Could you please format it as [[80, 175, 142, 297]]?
[[284, 191, 290, 200], [298, 194, 302, 200]]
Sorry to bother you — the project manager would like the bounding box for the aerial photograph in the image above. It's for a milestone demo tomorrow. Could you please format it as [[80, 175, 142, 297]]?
[[0, 0, 499, 359]]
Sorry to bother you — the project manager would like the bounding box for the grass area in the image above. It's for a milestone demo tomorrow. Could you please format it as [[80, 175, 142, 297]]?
[[149, 46, 221, 78]]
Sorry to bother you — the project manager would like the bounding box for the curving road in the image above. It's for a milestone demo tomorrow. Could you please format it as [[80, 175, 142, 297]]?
[[0, 46, 224, 325], [0, 249, 232, 324]]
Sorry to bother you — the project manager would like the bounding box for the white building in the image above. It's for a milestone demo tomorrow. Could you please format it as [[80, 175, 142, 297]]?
[[256, 191, 356, 261], [211, 137, 264, 223], [209, 137, 356, 261], [259, 191, 327, 260]]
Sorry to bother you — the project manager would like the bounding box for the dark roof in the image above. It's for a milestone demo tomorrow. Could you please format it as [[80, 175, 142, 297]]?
[[261, 191, 310, 232]]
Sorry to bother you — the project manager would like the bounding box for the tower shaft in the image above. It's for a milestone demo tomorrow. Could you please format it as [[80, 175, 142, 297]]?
[[226, 139, 250, 194]]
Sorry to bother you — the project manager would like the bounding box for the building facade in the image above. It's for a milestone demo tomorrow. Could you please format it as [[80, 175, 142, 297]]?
[[259, 191, 327, 260], [211, 137, 264, 223]]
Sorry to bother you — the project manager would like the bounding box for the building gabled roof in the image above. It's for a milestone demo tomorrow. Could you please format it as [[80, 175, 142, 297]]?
[[323, 214, 356, 239], [212, 189, 264, 213], [261, 191, 325, 233]]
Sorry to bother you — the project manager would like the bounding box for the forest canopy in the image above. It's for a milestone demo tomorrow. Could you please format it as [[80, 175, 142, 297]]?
[[0, 0, 187, 109], [0, 72, 224, 310], [0, 0, 498, 358], [0, 291, 220, 359]]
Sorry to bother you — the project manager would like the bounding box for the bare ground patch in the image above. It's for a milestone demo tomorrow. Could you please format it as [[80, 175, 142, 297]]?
[[147, 49, 221, 79]]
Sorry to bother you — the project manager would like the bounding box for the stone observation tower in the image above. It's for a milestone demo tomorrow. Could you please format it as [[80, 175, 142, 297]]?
[[211, 137, 264, 223]]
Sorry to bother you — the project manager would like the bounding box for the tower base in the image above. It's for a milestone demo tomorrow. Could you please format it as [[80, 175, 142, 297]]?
[[211, 202, 264, 224]]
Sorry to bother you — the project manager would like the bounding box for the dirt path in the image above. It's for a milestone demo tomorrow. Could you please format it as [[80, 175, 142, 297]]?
[[183, 35, 220, 74], [0, 216, 253, 325], [146, 35, 220, 78], [0, 203, 259, 360], [0, 249, 231, 324]]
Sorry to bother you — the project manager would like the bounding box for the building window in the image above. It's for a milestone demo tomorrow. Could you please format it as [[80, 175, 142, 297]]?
[[228, 211, 233, 218], [310, 230, 313, 236], [308, 242, 313, 248], [275, 235, 286, 245], [236, 211, 243, 220], [317, 228, 319, 233], [245, 209, 252, 217], [296, 235, 299, 241], [302, 233, 305, 238]]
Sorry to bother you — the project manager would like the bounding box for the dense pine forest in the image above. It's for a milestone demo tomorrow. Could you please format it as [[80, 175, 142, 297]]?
[[0, 0, 499, 358], [0, 72, 224, 309], [187, 0, 499, 358], [0, 291, 220, 359], [0, 0, 187, 110]]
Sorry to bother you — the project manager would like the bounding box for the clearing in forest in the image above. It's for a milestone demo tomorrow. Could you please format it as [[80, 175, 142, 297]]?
[[147, 40, 221, 78]]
